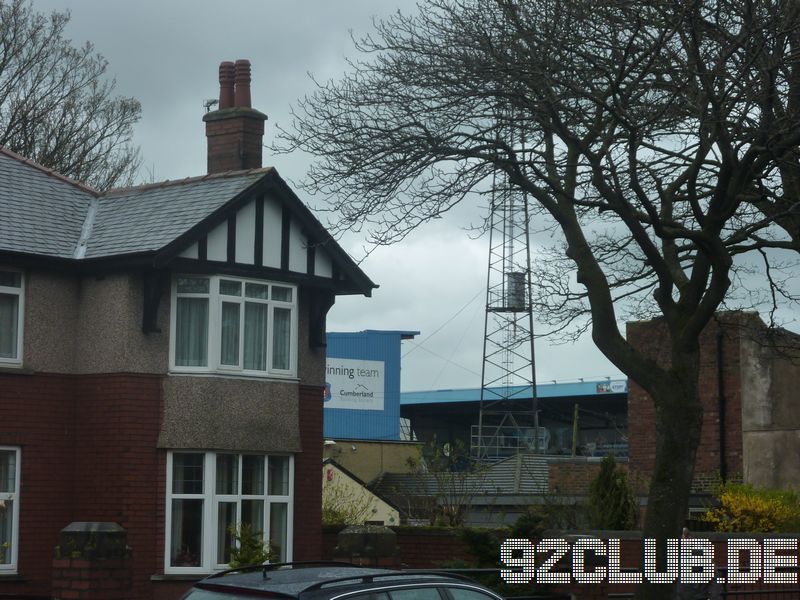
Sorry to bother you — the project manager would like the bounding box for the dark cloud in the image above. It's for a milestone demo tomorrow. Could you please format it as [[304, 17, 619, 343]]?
[[31, 0, 623, 389]]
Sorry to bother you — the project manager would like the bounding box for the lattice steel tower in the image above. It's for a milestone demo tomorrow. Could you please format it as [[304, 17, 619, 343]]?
[[473, 168, 539, 460]]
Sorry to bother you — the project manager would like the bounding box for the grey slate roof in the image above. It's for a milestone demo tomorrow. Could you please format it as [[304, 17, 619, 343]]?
[[0, 148, 94, 258], [86, 172, 264, 258], [0, 147, 376, 295], [0, 148, 264, 260]]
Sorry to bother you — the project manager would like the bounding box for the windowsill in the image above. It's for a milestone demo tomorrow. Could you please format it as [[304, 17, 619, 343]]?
[[0, 365, 31, 375], [0, 573, 25, 582], [151, 573, 207, 582], [168, 371, 300, 383]]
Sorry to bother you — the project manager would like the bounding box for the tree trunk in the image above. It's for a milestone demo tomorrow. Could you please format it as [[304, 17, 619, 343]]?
[[634, 351, 704, 600]]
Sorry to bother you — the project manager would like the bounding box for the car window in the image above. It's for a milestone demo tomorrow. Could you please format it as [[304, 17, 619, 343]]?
[[445, 587, 498, 600], [387, 587, 443, 600], [347, 594, 390, 600]]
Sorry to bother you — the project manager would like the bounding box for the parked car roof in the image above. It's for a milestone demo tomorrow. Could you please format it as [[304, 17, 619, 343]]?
[[181, 562, 504, 600]]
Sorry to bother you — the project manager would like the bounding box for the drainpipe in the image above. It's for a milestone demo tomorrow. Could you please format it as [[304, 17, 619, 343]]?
[[716, 328, 728, 483]]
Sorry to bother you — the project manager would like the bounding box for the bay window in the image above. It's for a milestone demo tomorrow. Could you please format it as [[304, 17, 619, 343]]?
[[0, 270, 23, 366], [171, 276, 297, 377], [166, 451, 293, 573], [0, 447, 20, 572]]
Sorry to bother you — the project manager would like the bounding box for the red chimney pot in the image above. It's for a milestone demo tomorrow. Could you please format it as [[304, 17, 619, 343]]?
[[205, 58, 266, 174], [218, 61, 235, 109], [234, 59, 252, 108]]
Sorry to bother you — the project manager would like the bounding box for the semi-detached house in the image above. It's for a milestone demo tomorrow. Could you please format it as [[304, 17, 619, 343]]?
[[0, 59, 375, 599]]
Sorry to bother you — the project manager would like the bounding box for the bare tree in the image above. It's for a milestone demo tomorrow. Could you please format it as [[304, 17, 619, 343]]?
[[0, 0, 141, 190], [278, 1, 800, 597]]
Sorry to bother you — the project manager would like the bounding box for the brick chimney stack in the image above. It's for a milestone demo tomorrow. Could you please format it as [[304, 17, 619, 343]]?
[[203, 59, 267, 173]]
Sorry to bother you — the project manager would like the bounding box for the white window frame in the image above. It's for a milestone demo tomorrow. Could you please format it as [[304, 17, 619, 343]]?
[[164, 451, 294, 575], [169, 275, 298, 379], [0, 269, 24, 367], [0, 446, 20, 573]]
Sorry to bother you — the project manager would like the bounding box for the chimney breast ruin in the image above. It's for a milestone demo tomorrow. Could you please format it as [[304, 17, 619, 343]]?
[[203, 59, 267, 174]]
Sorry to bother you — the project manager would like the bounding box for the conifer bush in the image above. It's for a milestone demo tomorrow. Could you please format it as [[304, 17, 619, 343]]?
[[586, 455, 637, 530]]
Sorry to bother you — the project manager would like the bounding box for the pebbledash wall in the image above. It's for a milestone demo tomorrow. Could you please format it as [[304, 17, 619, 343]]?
[[0, 270, 327, 599]]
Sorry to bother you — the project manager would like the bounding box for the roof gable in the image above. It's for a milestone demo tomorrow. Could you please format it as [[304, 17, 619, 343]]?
[[0, 148, 375, 296], [86, 171, 264, 259], [0, 149, 95, 259]]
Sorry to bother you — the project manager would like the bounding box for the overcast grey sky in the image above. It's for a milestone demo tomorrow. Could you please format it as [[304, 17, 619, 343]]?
[[33, 0, 624, 390]]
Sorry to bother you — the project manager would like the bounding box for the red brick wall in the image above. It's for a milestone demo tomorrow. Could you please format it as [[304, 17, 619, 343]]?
[[627, 315, 745, 493], [0, 371, 163, 600], [322, 528, 475, 568], [0, 372, 76, 597], [547, 459, 627, 495], [72, 374, 164, 600], [205, 114, 265, 173], [52, 556, 133, 600], [2, 373, 323, 600], [293, 384, 323, 561]]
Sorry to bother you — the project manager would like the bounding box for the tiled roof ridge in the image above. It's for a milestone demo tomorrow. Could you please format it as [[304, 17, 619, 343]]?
[[0, 146, 100, 197], [102, 166, 274, 196]]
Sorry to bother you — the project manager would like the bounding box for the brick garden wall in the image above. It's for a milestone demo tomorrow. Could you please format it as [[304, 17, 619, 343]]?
[[547, 458, 629, 495], [325, 528, 800, 599]]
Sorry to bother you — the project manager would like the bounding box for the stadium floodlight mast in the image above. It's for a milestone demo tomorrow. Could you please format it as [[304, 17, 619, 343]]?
[[474, 145, 540, 460]]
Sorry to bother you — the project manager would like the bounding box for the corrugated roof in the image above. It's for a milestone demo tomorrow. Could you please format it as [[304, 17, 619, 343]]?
[[0, 149, 94, 258], [371, 453, 549, 500], [401, 379, 629, 405]]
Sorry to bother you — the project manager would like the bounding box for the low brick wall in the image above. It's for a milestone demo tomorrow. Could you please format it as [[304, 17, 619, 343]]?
[[326, 527, 800, 599], [323, 526, 477, 568], [547, 457, 629, 495]]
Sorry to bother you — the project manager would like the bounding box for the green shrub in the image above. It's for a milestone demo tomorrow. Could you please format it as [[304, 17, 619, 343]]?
[[228, 523, 275, 568], [586, 455, 637, 530], [706, 483, 800, 532]]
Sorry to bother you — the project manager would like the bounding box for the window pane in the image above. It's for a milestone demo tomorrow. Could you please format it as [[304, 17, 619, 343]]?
[[271, 286, 292, 302], [245, 282, 268, 299], [0, 498, 12, 565], [272, 308, 291, 370], [0, 272, 20, 288], [216, 454, 238, 495], [175, 298, 208, 367], [220, 302, 240, 366], [242, 499, 264, 532], [0, 451, 15, 494], [243, 303, 267, 371], [388, 589, 442, 600], [269, 502, 288, 562], [177, 277, 209, 294], [170, 499, 203, 567], [220, 280, 242, 296], [172, 454, 204, 495], [242, 456, 265, 495], [217, 502, 237, 565], [268, 456, 289, 496], [0, 294, 18, 360], [448, 588, 498, 600]]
